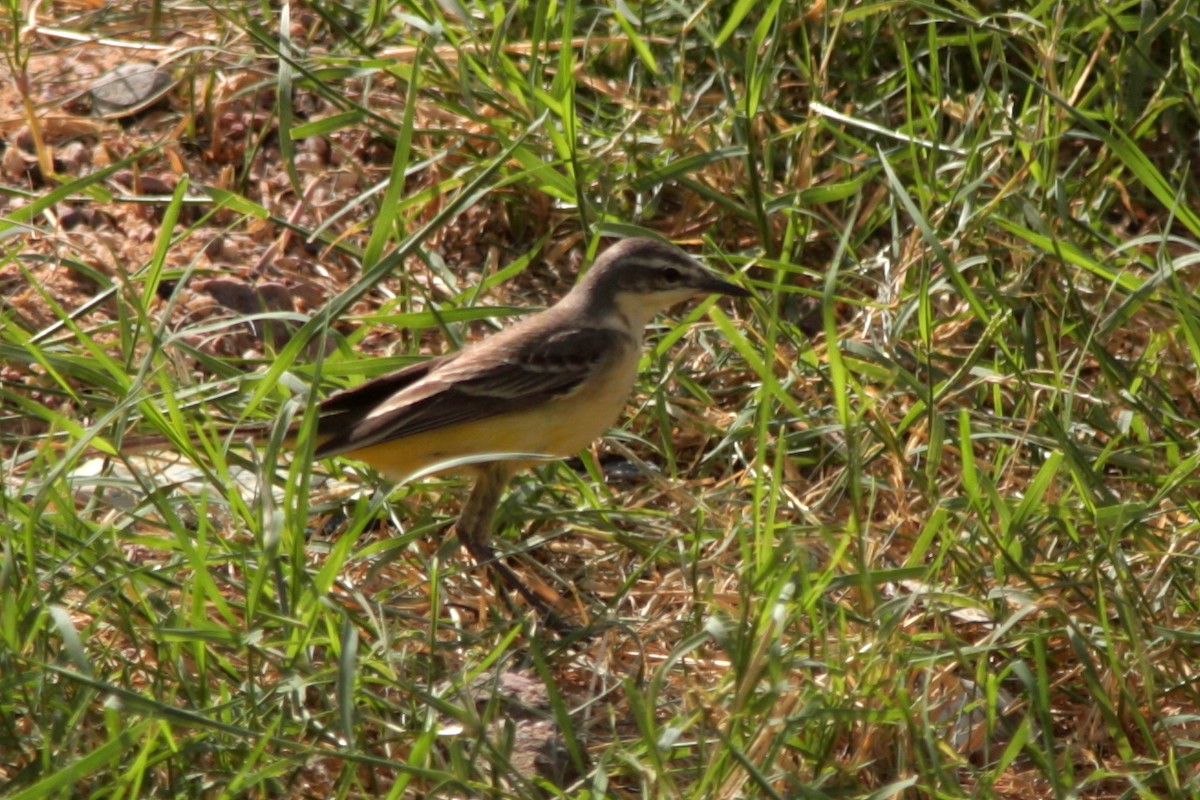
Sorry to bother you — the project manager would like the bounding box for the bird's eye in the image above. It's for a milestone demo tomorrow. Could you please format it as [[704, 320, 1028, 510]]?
[[661, 267, 683, 283]]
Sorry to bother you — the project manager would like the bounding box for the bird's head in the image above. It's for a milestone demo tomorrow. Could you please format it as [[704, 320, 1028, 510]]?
[[571, 237, 751, 329]]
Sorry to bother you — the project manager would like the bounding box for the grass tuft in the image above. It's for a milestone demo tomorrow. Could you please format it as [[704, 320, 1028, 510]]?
[[3, 1, 1200, 797]]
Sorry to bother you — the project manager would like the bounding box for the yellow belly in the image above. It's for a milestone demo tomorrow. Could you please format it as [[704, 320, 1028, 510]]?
[[342, 354, 639, 483]]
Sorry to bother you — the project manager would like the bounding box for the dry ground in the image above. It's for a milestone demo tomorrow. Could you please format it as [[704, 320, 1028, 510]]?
[[4, 3, 1200, 799]]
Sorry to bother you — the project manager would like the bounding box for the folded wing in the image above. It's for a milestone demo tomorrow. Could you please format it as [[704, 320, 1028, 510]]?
[[313, 325, 626, 459]]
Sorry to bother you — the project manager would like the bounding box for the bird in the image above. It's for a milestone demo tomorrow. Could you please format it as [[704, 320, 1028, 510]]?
[[130, 237, 750, 623]]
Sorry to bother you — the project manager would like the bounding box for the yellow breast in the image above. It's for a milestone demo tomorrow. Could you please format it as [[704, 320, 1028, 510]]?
[[344, 346, 641, 483]]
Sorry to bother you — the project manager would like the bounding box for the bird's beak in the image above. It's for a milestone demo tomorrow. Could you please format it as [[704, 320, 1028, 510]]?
[[697, 272, 753, 299]]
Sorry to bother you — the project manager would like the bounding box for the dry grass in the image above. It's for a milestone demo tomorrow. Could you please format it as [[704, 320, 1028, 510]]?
[[3, 1, 1200, 798]]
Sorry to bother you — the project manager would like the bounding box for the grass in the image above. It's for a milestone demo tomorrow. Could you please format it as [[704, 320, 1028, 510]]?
[[3, 0, 1200, 797]]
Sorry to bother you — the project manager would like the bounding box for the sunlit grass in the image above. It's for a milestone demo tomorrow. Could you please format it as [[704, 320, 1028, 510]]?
[[3, 1, 1200, 798]]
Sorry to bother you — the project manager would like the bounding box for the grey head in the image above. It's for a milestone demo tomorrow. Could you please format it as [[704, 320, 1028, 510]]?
[[565, 237, 750, 328]]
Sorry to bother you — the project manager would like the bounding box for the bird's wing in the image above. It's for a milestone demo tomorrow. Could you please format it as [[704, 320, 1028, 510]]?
[[316, 354, 453, 423], [313, 325, 628, 458]]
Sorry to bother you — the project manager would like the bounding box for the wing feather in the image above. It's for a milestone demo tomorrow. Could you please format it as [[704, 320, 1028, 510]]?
[[313, 325, 627, 458]]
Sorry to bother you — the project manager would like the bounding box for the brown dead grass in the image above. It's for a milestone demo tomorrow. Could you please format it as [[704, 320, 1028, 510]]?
[[5, 3, 1200, 799]]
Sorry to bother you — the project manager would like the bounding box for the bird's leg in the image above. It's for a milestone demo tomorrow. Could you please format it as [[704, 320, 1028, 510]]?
[[457, 462, 567, 629]]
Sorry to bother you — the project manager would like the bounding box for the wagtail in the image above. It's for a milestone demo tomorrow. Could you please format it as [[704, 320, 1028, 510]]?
[[132, 237, 750, 620]]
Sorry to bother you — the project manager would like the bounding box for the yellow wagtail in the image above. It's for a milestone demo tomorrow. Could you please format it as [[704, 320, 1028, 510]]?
[[136, 237, 749, 619], [314, 237, 747, 617]]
